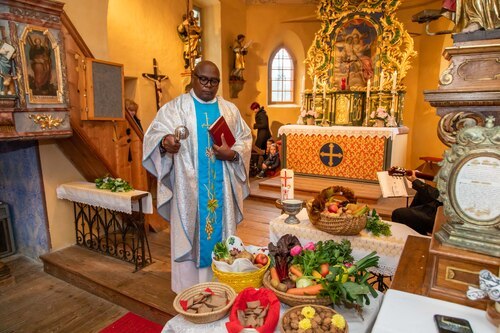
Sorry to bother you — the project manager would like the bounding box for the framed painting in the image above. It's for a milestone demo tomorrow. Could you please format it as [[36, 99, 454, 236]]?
[[333, 18, 378, 90], [19, 25, 63, 104]]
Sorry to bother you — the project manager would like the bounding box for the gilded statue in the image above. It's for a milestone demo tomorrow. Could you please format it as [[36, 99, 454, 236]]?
[[177, 10, 202, 70], [442, 0, 500, 32]]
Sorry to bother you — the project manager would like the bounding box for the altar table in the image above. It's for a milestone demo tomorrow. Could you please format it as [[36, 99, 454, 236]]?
[[163, 292, 383, 333], [372, 289, 496, 333], [278, 125, 408, 182], [56, 181, 153, 271], [269, 209, 423, 276]]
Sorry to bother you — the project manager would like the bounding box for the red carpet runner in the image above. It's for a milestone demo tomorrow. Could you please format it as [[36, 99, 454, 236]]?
[[99, 312, 163, 333]]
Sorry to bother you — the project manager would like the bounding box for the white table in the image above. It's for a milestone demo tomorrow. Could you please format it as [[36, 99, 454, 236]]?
[[56, 181, 153, 271], [270, 209, 424, 276], [372, 289, 497, 333], [163, 292, 383, 333]]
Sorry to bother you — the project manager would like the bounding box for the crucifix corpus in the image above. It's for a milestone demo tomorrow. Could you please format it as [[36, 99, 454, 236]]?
[[142, 58, 169, 111]]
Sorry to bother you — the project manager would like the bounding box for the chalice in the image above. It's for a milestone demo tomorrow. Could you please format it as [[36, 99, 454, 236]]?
[[281, 199, 303, 224]]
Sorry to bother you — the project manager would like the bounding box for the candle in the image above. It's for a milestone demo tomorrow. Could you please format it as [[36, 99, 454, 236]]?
[[323, 83, 326, 100], [280, 169, 294, 200], [313, 75, 317, 93], [366, 78, 371, 99], [379, 70, 384, 91], [392, 70, 398, 92], [301, 75, 305, 94]]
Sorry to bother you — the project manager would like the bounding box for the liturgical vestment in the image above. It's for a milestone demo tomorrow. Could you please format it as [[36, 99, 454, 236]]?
[[142, 91, 251, 293]]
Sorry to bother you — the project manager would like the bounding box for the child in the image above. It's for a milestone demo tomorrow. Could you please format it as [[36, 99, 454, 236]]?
[[257, 143, 280, 178]]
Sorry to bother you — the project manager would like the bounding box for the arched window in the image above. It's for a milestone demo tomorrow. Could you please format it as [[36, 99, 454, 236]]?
[[269, 47, 294, 104]]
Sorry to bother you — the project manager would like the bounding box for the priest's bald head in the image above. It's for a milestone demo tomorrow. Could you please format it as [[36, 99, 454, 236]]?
[[192, 61, 220, 102]]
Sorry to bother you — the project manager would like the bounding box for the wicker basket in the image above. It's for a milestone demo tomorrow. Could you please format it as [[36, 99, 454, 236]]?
[[306, 199, 367, 236], [212, 258, 270, 292], [279, 305, 349, 333], [262, 271, 332, 307], [173, 282, 236, 324]]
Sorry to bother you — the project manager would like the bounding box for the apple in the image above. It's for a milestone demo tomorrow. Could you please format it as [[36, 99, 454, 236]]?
[[328, 203, 339, 213], [254, 253, 268, 266]]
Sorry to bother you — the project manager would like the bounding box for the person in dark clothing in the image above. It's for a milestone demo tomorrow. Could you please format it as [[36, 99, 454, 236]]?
[[391, 170, 442, 235], [256, 143, 280, 178], [251, 102, 271, 150]]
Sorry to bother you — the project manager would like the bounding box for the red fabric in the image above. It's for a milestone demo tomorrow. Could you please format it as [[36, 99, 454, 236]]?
[[226, 287, 280, 333], [250, 102, 260, 110], [99, 312, 163, 333]]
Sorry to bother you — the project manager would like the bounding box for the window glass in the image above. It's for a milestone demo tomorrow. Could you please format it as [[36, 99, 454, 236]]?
[[269, 48, 294, 103]]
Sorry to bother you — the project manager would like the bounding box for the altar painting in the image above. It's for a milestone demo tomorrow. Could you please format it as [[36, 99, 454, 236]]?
[[334, 19, 378, 90]]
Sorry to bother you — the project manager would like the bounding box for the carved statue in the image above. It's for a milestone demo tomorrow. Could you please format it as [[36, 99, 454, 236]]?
[[443, 0, 500, 32], [231, 34, 250, 80], [177, 10, 202, 70]]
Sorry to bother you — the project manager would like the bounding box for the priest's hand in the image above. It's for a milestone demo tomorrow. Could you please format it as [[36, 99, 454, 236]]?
[[161, 134, 180, 154], [213, 134, 238, 161]]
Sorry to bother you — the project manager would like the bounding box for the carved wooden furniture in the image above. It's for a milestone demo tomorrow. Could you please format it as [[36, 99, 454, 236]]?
[[425, 207, 499, 310], [424, 31, 500, 146], [0, 0, 71, 140]]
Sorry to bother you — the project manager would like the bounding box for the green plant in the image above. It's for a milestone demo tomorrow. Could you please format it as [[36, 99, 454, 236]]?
[[95, 176, 133, 192]]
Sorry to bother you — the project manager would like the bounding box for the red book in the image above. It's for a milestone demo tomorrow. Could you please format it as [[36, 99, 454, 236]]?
[[208, 115, 236, 148]]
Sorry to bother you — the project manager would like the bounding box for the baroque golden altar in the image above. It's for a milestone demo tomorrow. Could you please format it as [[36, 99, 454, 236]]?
[[300, 0, 416, 127]]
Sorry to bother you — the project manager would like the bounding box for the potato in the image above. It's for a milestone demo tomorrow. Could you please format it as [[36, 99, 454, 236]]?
[[291, 321, 299, 329], [277, 283, 288, 292]]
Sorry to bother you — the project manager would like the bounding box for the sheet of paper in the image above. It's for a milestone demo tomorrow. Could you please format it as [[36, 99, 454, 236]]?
[[377, 171, 409, 198]]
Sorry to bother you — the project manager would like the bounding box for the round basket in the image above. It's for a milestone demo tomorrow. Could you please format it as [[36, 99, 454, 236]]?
[[306, 199, 367, 236], [279, 305, 349, 333], [173, 282, 236, 324], [262, 271, 332, 307], [212, 258, 270, 292]]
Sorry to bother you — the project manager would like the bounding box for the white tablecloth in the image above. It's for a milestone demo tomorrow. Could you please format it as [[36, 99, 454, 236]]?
[[56, 181, 153, 214], [277, 124, 409, 140], [372, 289, 497, 333], [163, 292, 383, 333], [270, 209, 424, 276]]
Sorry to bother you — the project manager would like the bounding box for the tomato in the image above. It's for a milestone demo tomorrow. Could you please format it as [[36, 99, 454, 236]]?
[[254, 253, 268, 266]]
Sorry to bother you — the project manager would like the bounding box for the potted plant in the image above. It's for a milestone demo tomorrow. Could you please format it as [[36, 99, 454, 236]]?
[[369, 107, 392, 127], [300, 109, 317, 125]]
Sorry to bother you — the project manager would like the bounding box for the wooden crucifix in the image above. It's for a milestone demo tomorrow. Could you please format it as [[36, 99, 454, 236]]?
[[142, 58, 169, 111]]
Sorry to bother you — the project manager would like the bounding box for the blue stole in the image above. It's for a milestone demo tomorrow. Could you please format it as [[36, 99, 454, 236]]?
[[193, 98, 224, 268]]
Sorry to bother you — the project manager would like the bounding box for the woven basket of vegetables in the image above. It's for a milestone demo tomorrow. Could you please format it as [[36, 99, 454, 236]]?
[[268, 235, 380, 316], [306, 186, 369, 236], [263, 271, 331, 307]]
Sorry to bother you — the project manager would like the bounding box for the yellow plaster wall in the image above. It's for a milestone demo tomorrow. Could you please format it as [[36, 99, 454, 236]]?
[[244, 4, 320, 140], [39, 141, 86, 250]]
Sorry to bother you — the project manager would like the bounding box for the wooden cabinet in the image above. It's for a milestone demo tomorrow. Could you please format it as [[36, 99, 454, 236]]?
[[0, 0, 72, 140], [425, 208, 499, 310]]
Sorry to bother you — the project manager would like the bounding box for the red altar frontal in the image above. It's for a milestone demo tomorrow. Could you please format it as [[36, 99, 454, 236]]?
[[278, 125, 409, 182]]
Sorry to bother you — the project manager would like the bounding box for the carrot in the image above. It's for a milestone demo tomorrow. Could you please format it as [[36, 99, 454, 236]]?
[[270, 267, 280, 282], [289, 265, 303, 278], [286, 284, 324, 296]]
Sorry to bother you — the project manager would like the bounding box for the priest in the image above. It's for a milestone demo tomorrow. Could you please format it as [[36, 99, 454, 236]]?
[[143, 61, 252, 293]]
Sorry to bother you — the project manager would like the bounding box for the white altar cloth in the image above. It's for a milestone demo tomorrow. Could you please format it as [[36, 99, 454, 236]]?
[[163, 292, 383, 333], [278, 124, 409, 140], [56, 181, 153, 214], [372, 290, 496, 333], [269, 209, 424, 276]]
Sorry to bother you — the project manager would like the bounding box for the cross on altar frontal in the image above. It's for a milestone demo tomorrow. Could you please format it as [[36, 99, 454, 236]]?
[[142, 58, 169, 111], [319, 143, 343, 167]]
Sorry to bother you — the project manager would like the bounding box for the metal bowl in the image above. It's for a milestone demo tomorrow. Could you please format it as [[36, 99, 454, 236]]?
[[281, 199, 303, 224]]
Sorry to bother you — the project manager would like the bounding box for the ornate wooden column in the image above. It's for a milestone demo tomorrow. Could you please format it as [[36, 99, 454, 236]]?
[[424, 31, 500, 146]]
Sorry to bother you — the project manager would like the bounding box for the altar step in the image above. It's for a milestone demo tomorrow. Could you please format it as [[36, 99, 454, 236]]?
[[250, 175, 408, 220], [40, 245, 175, 325]]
